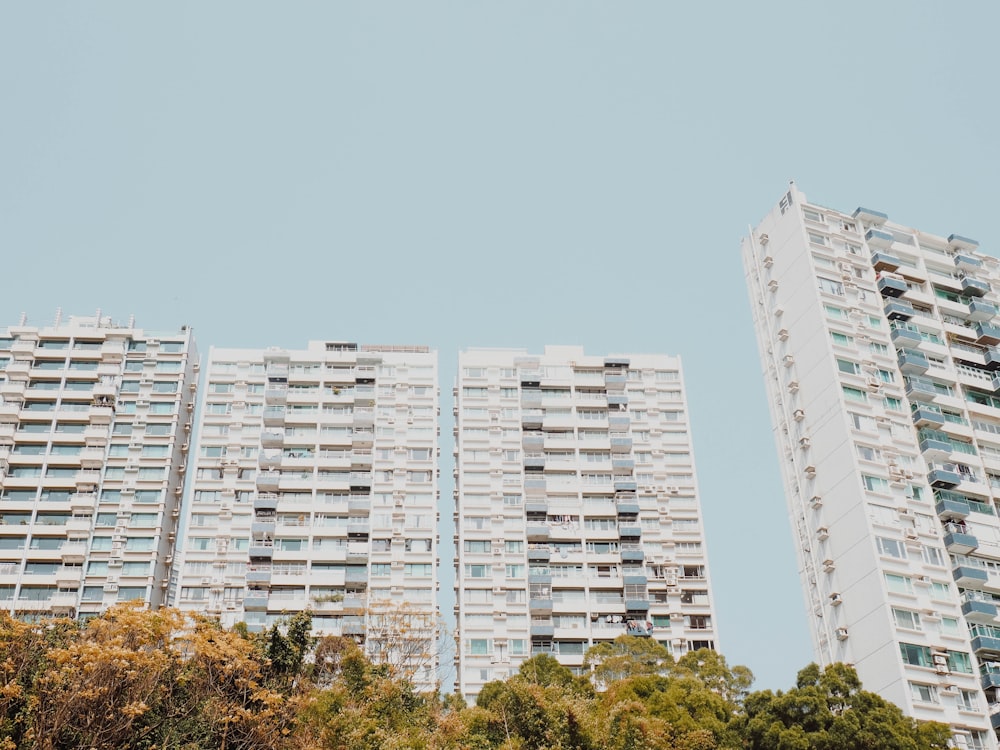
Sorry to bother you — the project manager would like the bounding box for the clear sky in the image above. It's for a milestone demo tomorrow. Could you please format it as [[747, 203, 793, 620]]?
[[2, 1, 999, 691]]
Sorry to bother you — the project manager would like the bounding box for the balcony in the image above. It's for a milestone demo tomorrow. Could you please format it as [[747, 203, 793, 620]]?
[[919, 434, 954, 461], [345, 567, 368, 585], [897, 349, 929, 375], [982, 672, 1000, 691], [246, 567, 272, 584], [971, 635, 1000, 655], [610, 435, 632, 453], [865, 228, 894, 250], [977, 322, 1000, 346], [954, 564, 989, 587], [258, 451, 281, 471], [619, 524, 642, 539], [244, 593, 268, 610], [947, 232, 979, 253], [963, 598, 999, 623], [88, 405, 114, 424], [346, 542, 368, 563], [248, 543, 274, 560], [526, 525, 550, 541], [944, 529, 979, 555], [264, 386, 287, 405], [524, 477, 546, 492], [524, 454, 545, 471], [0, 402, 20, 423], [889, 324, 923, 347], [521, 410, 543, 430], [353, 407, 375, 428], [620, 548, 644, 563], [624, 599, 651, 612], [612, 456, 635, 472], [254, 493, 278, 512], [529, 599, 553, 614], [871, 251, 901, 272], [60, 542, 87, 563], [347, 521, 370, 538], [969, 299, 998, 323], [928, 467, 962, 489], [530, 622, 555, 638], [260, 430, 284, 448], [608, 414, 630, 431], [605, 373, 627, 389], [251, 519, 276, 536], [984, 348, 1000, 371], [911, 405, 944, 428], [963, 276, 991, 298], [607, 393, 628, 408], [262, 406, 285, 426], [79, 447, 106, 468], [66, 517, 92, 535], [256, 471, 280, 492], [877, 274, 908, 298], [616, 499, 641, 516], [935, 493, 971, 520], [69, 493, 98, 513], [351, 429, 374, 447], [614, 479, 638, 493], [905, 376, 938, 402], [527, 545, 551, 562], [853, 206, 889, 226], [522, 433, 544, 451], [884, 299, 915, 321]]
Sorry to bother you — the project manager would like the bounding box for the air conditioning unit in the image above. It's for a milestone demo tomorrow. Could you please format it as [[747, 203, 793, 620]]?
[[768, 280, 779, 293], [904, 529, 919, 540], [829, 593, 842, 606], [783, 355, 795, 367], [835, 628, 848, 641], [816, 527, 829, 541], [778, 328, 789, 341], [822, 559, 835, 572], [810, 495, 823, 509], [763, 255, 774, 268], [759, 233, 769, 245]]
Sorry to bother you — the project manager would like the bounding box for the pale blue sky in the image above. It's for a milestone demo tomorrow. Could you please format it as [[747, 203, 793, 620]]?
[[3, 2, 999, 691]]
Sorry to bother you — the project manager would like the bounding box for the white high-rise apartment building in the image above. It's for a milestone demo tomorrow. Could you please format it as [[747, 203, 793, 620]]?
[[454, 346, 718, 702], [0, 314, 197, 619], [743, 184, 1000, 748], [175, 341, 441, 688]]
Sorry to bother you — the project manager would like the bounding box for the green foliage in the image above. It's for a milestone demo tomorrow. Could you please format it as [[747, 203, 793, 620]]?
[[583, 636, 673, 685], [733, 662, 951, 750], [0, 610, 954, 750]]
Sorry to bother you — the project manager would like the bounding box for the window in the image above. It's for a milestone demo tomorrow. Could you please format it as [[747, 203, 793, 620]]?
[[892, 608, 921, 630], [837, 359, 861, 375], [818, 276, 843, 295], [909, 682, 937, 704], [899, 642, 930, 667], [885, 573, 913, 595], [842, 386, 867, 403], [863, 475, 889, 494], [877, 537, 906, 559], [831, 331, 853, 347]]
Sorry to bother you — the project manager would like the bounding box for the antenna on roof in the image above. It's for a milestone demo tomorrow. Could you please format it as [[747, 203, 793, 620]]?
[[54, 308, 62, 326], [18, 312, 26, 326]]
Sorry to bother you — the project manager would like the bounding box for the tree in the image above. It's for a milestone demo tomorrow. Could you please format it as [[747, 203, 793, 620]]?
[[583, 636, 674, 686], [733, 662, 952, 750], [364, 600, 447, 689]]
